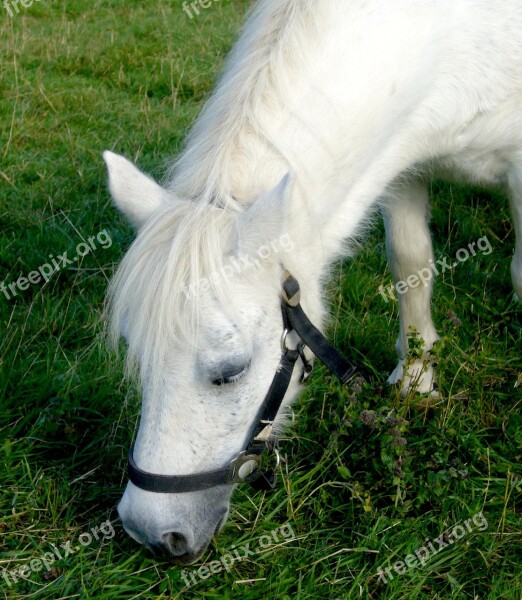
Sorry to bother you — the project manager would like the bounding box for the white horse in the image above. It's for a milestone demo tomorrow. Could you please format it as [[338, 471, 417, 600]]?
[[104, 0, 522, 563]]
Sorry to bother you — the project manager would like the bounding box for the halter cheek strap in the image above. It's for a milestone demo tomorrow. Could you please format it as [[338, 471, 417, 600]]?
[[127, 268, 358, 493]]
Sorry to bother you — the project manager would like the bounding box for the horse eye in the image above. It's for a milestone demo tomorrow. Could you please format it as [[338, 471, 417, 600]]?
[[212, 361, 251, 386]]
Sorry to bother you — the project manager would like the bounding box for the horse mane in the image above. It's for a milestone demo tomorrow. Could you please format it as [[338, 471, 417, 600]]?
[[107, 201, 239, 385], [108, 1, 320, 386], [166, 0, 319, 205]]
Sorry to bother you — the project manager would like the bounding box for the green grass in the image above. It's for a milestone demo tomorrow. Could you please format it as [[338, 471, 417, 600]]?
[[0, 1, 521, 599]]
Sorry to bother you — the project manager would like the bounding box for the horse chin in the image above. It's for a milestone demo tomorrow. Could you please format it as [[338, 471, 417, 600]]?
[[148, 543, 203, 564], [170, 547, 206, 566]]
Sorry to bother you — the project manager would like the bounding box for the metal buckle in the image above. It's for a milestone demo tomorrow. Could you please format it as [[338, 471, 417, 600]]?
[[228, 452, 262, 483], [228, 448, 282, 484], [298, 341, 313, 382]]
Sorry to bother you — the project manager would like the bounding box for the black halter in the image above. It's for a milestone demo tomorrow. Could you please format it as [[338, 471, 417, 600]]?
[[127, 269, 357, 493]]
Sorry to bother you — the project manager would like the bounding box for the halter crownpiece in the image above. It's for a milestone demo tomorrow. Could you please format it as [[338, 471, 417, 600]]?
[[127, 268, 358, 494]]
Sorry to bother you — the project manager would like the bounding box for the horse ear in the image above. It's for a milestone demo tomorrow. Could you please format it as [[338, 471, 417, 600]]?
[[235, 172, 296, 256], [103, 151, 167, 229]]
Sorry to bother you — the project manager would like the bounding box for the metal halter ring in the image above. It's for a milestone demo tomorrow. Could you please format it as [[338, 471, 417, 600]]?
[[280, 328, 291, 353], [281, 328, 302, 353], [272, 447, 281, 471]]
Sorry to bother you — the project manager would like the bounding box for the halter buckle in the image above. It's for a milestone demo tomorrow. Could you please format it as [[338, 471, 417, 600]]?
[[228, 451, 262, 484]]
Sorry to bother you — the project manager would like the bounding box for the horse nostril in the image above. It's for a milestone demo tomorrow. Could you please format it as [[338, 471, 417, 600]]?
[[163, 531, 189, 556]]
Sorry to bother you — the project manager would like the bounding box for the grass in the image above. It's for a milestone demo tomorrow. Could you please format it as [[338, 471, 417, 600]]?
[[0, 1, 521, 599]]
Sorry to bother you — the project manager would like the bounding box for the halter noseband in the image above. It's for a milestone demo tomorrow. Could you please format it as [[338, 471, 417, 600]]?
[[127, 269, 357, 494]]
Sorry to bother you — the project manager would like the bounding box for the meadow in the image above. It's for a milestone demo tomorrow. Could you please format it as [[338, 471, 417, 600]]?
[[0, 1, 521, 598]]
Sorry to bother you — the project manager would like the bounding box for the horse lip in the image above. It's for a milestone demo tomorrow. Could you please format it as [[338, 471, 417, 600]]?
[[172, 548, 206, 565], [148, 542, 206, 565]]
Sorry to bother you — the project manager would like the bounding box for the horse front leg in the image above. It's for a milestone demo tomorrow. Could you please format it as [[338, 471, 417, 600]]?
[[381, 179, 440, 396], [508, 158, 522, 303]]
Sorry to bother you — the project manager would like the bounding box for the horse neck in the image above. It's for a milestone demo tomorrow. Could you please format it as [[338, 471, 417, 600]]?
[[172, 4, 446, 327]]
